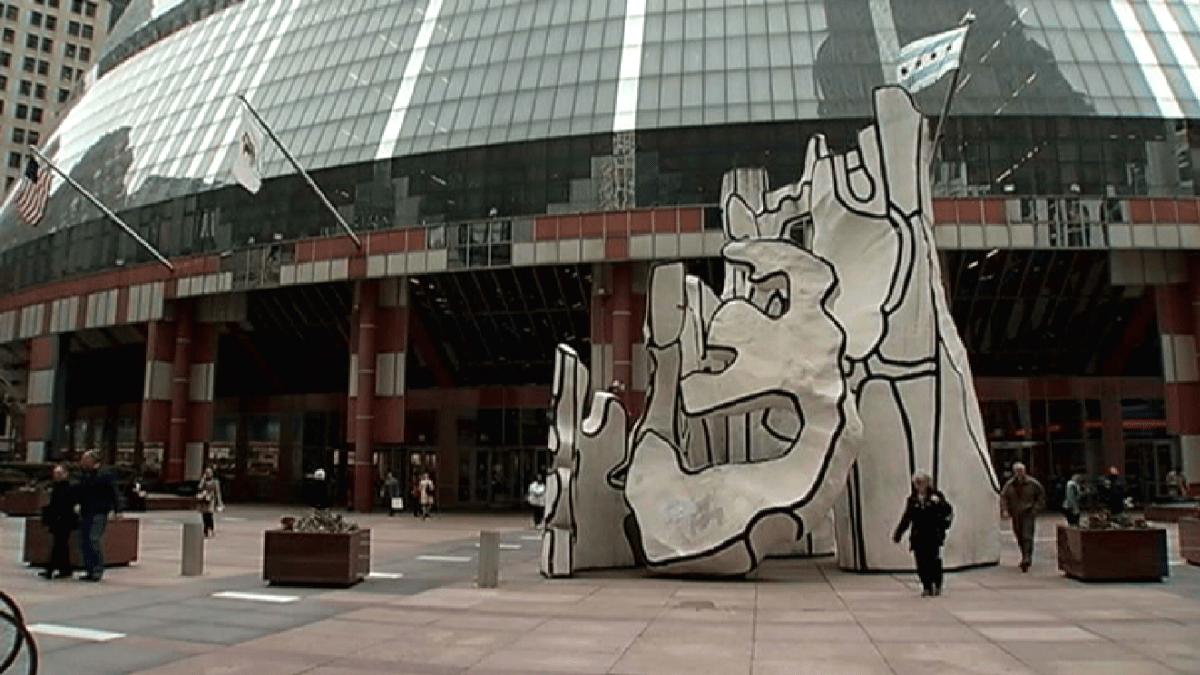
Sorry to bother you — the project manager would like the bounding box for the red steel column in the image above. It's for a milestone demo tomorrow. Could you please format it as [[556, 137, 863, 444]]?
[[140, 320, 176, 459], [24, 335, 58, 461], [187, 322, 216, 481], [165, 302, 193, 483], [352, 280, 378, 513], [1158, 277, 1200, 493], [610, 263, 633, 413], [373, 279, 409, 445]]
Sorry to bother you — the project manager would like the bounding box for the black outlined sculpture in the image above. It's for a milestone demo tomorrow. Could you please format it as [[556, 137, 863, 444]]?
[[542, 87, 1000, 577]]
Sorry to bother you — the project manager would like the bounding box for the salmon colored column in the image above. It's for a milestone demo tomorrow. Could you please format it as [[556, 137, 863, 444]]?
[[352, 280, 379, 513], [165, 302, 193, 483]]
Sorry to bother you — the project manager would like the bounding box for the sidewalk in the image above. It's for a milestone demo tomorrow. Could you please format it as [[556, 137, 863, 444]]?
[[2, 508, 1197, 675]]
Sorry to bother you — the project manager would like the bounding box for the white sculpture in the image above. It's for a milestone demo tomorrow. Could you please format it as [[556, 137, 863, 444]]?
[[542, 87, 1000, 577]]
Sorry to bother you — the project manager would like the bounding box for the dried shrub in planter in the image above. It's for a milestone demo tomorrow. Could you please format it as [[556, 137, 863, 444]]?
[[1082, 510, 1150, 530], [281, 509, 359, 533]]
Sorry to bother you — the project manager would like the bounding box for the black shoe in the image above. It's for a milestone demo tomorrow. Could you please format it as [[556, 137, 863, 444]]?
[[78, 574, 102, 582], [38, 570, 53, 579], [1020, 561, 1030, 573]]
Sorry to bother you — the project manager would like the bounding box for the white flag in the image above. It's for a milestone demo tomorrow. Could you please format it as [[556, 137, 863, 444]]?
[[896, 26, 969, 93], [230, 109, 262, 194]]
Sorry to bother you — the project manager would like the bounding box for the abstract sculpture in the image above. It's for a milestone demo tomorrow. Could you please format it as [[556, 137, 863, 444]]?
[[542, 87, 1000, 577]]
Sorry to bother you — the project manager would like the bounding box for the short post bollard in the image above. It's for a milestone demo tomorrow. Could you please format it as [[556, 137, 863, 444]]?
[[477, 530, 499, 588], [182, 521, 205, 576]]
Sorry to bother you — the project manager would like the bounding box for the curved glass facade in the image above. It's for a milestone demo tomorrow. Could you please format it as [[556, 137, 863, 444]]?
[[4, 0, 1200, 284]]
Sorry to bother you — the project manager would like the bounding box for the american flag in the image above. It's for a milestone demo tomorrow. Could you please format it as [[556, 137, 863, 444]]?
[[15, 156, 52, 226]]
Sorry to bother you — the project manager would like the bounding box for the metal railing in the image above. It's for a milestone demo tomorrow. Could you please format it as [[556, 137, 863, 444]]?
[[0, 591, 37, 674]]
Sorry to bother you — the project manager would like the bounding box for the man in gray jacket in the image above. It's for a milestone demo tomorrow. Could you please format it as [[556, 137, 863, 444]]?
[[1000, 463, 1044, 572]]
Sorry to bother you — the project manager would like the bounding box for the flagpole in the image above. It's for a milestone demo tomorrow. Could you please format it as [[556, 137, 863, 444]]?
[[932, 12, 976, 150], [236, 94, 363, 249], [27, 146, 174, 271]]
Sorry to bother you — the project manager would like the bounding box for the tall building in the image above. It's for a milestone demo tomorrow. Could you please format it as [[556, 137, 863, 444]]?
[[0, 0, 114, 194], [0, 0, 1198, 510]]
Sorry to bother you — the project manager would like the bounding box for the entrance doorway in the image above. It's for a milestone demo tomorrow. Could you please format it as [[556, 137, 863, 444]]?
[[458, 448, 548, 508], [381, 446, 436, 510], [1125, 439, 1176, 502]]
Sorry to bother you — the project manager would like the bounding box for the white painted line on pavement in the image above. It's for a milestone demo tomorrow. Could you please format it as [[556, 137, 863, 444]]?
[[368, 572, 405, 579], [212, 591, 300, 603], [28, 624, 125, 642], [221, 517, 247, 522], [417, 555, 471, 563], [520, 535, 542, 541], [474, 543, 522, 550]]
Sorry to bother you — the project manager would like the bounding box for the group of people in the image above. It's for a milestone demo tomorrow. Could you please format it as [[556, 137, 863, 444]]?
[[379, 471, 436, 518], [891, 462, 1043, 597], [39, 450, 122, 582], [895, 460, 1194, 596]]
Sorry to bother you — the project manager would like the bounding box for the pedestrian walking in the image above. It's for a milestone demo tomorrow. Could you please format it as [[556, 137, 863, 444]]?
[[381, 472, 403, 516], [1000, 462, 1044, 572], [196, 468, 224, 537], [311, 468, 330, 509], [892, 471, 953, 597], [1102, 466, 1127, 514], [418, 473, 435, 519], [1062, 473, 1083, 526], [76, 450, 122, 582], [410, 476, 422, 517], [526, 474, 546, 527], [39, 464, 77, 580], [1165, 468, 1186, 498]]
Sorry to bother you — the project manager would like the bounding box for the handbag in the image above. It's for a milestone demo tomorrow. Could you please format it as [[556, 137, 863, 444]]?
[[391, 497, 404, 510]]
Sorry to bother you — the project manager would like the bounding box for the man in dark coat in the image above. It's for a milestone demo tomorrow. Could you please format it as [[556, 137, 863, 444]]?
[[1000, 462, 1044, 572], [39, 464, 77, 579], [893, 471, 953, 596], [76, 450, 121, 581]]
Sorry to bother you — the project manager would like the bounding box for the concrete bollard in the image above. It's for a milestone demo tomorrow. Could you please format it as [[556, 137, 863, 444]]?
[[182, 521, 205, 576], [477, 530, 499, 588]]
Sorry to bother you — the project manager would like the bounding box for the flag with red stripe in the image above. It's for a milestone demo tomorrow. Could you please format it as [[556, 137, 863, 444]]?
[[15, 156, 52, 226]]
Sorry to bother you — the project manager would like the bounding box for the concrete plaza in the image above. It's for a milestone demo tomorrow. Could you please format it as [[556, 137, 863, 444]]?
[[1, 507, 1197, 675]]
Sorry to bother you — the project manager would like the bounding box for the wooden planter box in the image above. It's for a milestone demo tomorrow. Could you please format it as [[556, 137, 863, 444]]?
[[1143, 504, 1200, 523], [22, 516, 140, 568], [263, 529, 370, 586], [1181, 518, 1200, 566], [1, 491, 49, 516], [1057, 525, 1168, 581]]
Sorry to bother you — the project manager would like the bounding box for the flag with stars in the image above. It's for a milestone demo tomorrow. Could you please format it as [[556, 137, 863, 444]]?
[[14, 156, 52, 226], [896, 25, 969, 94]]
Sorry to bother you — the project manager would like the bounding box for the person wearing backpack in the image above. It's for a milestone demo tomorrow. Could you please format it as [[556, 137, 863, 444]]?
[[893, 471, 953, 597]]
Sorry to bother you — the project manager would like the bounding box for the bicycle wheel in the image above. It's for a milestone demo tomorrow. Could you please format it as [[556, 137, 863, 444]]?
[[0, 611, 36, 675]]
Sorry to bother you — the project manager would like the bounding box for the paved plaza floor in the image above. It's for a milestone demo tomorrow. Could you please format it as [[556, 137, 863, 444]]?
[[1, 506, 1197, 675]]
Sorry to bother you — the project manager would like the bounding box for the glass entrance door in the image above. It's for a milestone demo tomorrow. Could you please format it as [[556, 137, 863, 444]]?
[[459, 448, 547, 508]]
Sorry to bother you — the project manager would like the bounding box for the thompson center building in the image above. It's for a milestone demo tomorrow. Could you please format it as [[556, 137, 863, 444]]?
[[2, 0, 1200, 509]]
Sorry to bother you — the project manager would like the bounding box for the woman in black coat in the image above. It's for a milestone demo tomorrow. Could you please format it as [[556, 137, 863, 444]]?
[[40, 464, 77, 579], [893, 471, 953, 597]]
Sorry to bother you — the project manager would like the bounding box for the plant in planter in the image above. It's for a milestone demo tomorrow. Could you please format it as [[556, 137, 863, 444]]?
[[0, 481, 50, 516], [1058, 507, 1168, 581], [263, 509, 370, 586]]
